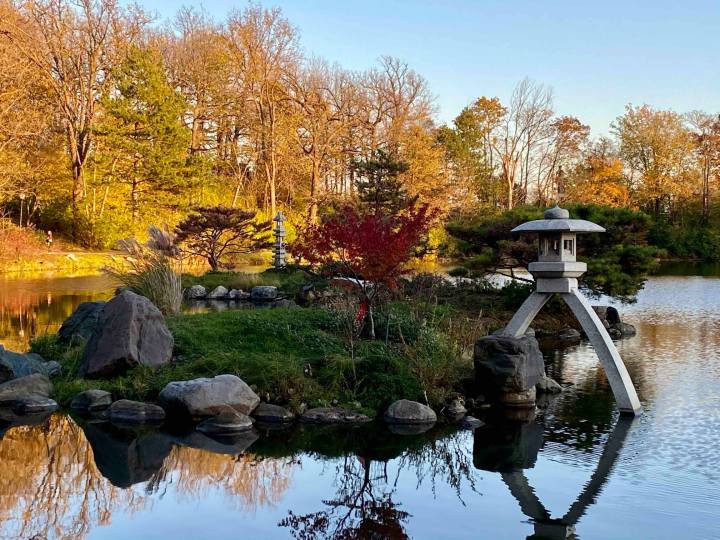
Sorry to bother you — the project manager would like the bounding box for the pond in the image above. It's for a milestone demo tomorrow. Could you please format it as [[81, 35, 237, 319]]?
[[0, 271, 719, 539]]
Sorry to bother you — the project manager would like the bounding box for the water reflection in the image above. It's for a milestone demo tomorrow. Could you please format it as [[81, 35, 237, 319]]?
[[0, 273, 718, 539], [0, 274, 114, 351], [474, 410, 635, 540]]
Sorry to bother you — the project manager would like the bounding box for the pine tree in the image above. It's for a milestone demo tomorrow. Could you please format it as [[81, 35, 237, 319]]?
[[98, 46, 193, 228], [352, 149, 411, 215]]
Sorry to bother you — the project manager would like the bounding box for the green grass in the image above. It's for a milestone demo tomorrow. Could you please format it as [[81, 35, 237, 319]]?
[[35, 305, 446, 416]]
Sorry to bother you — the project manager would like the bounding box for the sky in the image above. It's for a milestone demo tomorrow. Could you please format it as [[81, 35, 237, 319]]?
[[135, 0, 720, 135]]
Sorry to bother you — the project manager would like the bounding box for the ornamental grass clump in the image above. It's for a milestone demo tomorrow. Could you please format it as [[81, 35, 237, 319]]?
[[104, 227, 182, 315]]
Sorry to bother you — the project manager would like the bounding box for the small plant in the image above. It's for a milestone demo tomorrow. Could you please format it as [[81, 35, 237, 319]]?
[[104, 231, 183, 315]]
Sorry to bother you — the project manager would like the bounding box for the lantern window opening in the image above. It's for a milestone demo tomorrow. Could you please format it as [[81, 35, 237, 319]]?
[[563, 238, 574, 255]]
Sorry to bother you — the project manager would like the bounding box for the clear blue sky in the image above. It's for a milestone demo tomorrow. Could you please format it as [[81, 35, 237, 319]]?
[[137, 0, 720, 135]]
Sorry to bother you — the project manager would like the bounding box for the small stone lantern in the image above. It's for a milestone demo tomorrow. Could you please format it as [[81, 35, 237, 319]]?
[[272, 211, 287, 269], [501, 205, 642, 416]]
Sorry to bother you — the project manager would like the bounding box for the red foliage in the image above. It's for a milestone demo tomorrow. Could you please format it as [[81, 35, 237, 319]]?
[[292, 203, 438, 292]]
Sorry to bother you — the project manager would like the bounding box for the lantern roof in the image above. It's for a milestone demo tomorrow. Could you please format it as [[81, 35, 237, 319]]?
[[511, 205, 605, 234]]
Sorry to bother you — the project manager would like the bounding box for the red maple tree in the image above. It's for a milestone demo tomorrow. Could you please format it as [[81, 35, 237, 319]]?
[[292, 202, 438, 337]]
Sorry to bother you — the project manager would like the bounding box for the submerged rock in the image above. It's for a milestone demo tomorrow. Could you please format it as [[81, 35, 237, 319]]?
[[251, 286, 277, 302], [58, 301, 106, 344], [460, 416, 485, 430], [536, 374, 563, 394], [196, 409, 254, 435], [0, 345, 61, 382], [158, 374, 260, 418], [70, 389, 113, 413], [384, 400, 437, 425], [107, 399, 166, 425], [206, 286, 229, 299], [0, 373, 52, 405], [252, 402, 295, 423], [185, 285, 207, 299], [79, 291, 174, 379], [300, 407, 371, 424], [557, 328, 582, 342]]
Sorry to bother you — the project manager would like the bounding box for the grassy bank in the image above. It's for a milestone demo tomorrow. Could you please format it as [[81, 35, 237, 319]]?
[[32, 300, 476, 416]]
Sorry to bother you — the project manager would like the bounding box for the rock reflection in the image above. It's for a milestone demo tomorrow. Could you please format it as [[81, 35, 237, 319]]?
[[474, 410, 636, 540], [0, 414, 295, 539]]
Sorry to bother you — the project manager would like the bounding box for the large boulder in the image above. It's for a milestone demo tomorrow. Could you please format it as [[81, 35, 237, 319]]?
[[158, 374, 260, 419], [70, 389, 113, 413], [58, 301, 106, 344], [300, 407, 371, 424], [79, 291, 174, 379], [474, 335, 545, 396], [474, 334, 545, 408], [107, 399, 166, 425], [384, 400, 437, 425], [206, 286, 229, 299], [251, 286, 277, 302], [592, 305, 621, 326], [0, 345, 61, 382], [185, 285, 207, 299], [0, 373, 52, 405]]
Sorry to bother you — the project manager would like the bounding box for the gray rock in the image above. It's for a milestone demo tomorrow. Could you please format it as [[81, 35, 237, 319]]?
[[251, 286, 278, 302], [0, 374, 52, 405], [13, 396, 59, 415], [158, 374, 260, 418], [197, 409, 254, 434], [252, 402, 295, 423], [557, 327, 581, 341], [0, 345, 61, 382], [460, 416, 485, 430], [500, 387, 537, 407], [79, 291, 174, 379], [207, 286, 229, 299], [536, 374, 563, 394], [228, 289, 250, 300], [70, 389, 113, 412], [384, 400, 437, 425], [608, 327, 623, 339], [107, 399, 165, 425], [58, 301, 106, 344], [185, 285, 207, 299], [474, 335, 545, 394], [444, 398, 467, 417], [300, 407, 371, 424]]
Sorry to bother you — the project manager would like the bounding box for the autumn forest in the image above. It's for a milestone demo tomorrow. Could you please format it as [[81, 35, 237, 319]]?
[[0, 0, 719, 258]]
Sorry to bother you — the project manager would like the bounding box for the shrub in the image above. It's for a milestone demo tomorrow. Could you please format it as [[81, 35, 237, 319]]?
[[105, 236, 182, 315]]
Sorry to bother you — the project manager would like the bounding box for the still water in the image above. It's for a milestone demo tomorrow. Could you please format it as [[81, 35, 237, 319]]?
[[0, 272, 718, 539]]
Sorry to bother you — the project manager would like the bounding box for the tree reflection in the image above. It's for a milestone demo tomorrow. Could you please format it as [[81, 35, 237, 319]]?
[[280, 456, 410, 540], [0, 414, 145, 540]]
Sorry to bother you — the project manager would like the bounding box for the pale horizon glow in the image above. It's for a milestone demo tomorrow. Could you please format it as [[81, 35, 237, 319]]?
[[132, 0, 720, 136]]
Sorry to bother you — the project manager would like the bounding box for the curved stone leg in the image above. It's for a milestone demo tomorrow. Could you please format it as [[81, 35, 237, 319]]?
[[560, 290, 642, 415], [501, 292, 552, 338]]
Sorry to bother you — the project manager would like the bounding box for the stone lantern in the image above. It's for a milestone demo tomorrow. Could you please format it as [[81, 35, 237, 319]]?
[[272, 211, 287, 269], [501, 205, 642, 416]]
